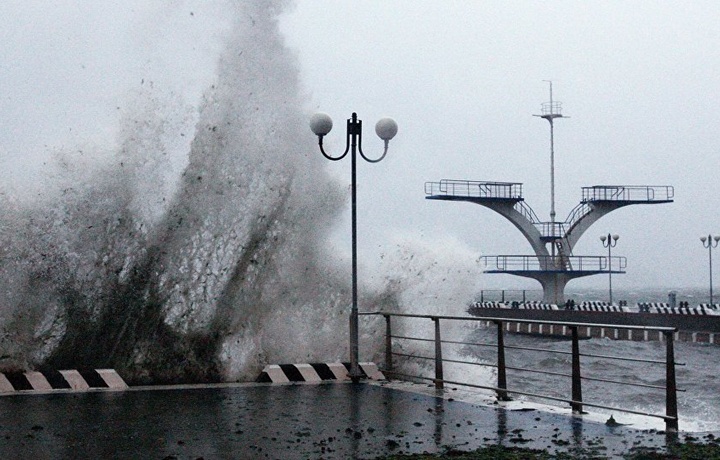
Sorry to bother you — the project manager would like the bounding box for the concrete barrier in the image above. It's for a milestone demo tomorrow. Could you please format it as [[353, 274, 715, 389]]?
[[0, 369, 127, 395], [577, 302, 630, 312], [519, 302, 558, 310], [257, 362, 386, 383], [473, 301, 507, 309]]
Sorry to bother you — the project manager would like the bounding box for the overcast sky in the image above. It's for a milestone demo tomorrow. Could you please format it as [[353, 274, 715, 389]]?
[[1, 1, 719, 293]]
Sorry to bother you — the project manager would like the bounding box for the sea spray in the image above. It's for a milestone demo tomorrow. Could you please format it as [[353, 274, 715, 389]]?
[[0, 0, 486, 385], [368, 235, 492, 384], [0, 1, 366, 383]]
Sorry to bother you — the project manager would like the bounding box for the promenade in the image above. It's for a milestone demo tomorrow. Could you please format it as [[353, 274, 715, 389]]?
[[0, 380, 681, 459]]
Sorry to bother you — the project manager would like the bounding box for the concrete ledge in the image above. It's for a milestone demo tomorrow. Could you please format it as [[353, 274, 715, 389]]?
[[257, 362, 385, 383]]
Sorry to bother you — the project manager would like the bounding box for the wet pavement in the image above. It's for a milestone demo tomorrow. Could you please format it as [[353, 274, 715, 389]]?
[[0, 381, 684, 459]]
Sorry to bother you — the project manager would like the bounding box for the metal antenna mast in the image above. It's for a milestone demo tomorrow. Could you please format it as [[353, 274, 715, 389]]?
[[534, 81, 568, 224]]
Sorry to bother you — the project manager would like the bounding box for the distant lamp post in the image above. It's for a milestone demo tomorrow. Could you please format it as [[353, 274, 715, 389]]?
[[700, 234, 720, 304], [310, 112, 398, 382], [600, 233, 620, 305]]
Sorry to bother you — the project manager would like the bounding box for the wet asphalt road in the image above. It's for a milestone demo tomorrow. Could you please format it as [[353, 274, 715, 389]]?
[[0, 382, 681, 459]]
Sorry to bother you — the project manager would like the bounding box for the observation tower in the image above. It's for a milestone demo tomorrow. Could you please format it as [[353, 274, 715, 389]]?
[[425, 84, 674, 305]]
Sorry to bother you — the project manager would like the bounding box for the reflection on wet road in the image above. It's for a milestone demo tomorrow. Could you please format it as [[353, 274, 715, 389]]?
[[0, 382, 675, 459]]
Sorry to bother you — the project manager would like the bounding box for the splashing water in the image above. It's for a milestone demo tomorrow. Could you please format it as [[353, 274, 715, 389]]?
[[0, 0, 487, 386], [0, 1, 364, 384]]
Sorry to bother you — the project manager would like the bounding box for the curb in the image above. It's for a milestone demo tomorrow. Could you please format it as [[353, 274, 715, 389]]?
[[256, 362, 385, 383], [0, 369, 127, 395]]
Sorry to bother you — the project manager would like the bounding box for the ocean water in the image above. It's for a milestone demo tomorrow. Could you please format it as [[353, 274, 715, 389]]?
[[456, 327, 720, 433], [386, 287, 720, 433]]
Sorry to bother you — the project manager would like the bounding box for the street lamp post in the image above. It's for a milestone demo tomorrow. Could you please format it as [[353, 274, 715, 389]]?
[[700, 234, 720, 305], [310, 112, 398, 382], [600, 233, 619, 305]]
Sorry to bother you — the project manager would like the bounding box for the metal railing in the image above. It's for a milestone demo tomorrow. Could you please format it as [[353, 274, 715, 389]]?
[[541, 101, 562, 116], [481, 255, 627, 272], [425, 180, 523, 200], [582, 185, 674, 202], [563, 201, 592, 233], [534, 221, 567, 239], [513, 200, 541, 224], [478, 289, 543, 303], [361, 312, 681, 431]]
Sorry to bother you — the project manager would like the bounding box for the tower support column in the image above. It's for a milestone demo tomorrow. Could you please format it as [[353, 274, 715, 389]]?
[[537, 274, 569, 305]]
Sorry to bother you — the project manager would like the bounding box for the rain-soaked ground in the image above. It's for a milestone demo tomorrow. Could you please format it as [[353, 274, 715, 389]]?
[[0, 381, 686, 459]]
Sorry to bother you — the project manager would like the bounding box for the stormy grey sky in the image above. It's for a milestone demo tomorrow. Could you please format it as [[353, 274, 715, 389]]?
[[1, 1, 719, 293]]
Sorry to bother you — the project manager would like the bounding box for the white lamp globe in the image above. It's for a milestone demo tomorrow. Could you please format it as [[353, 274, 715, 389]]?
[[310, 113, 333, 136], [375, 117, 398, 141]]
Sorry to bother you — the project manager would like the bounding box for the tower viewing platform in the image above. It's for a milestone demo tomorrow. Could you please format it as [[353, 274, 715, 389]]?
[[424, 86, 674, 305], [480, 255, 627, 276], [424, 179, 523, 202], [426, 179, 670, 304], [425, 180, 674, 244], [581, 185, 674, 203]]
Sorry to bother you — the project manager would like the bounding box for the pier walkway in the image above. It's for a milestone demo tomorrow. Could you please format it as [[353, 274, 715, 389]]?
[[0, 380, 683, 459]]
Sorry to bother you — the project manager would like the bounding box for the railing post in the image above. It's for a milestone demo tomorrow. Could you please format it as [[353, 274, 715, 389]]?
[[570, 326, 583, 413], [665, 330, 679, 431], [495, 320, 510, 401], [384, 314, 393, 373], [433, 317, 444, 389]]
